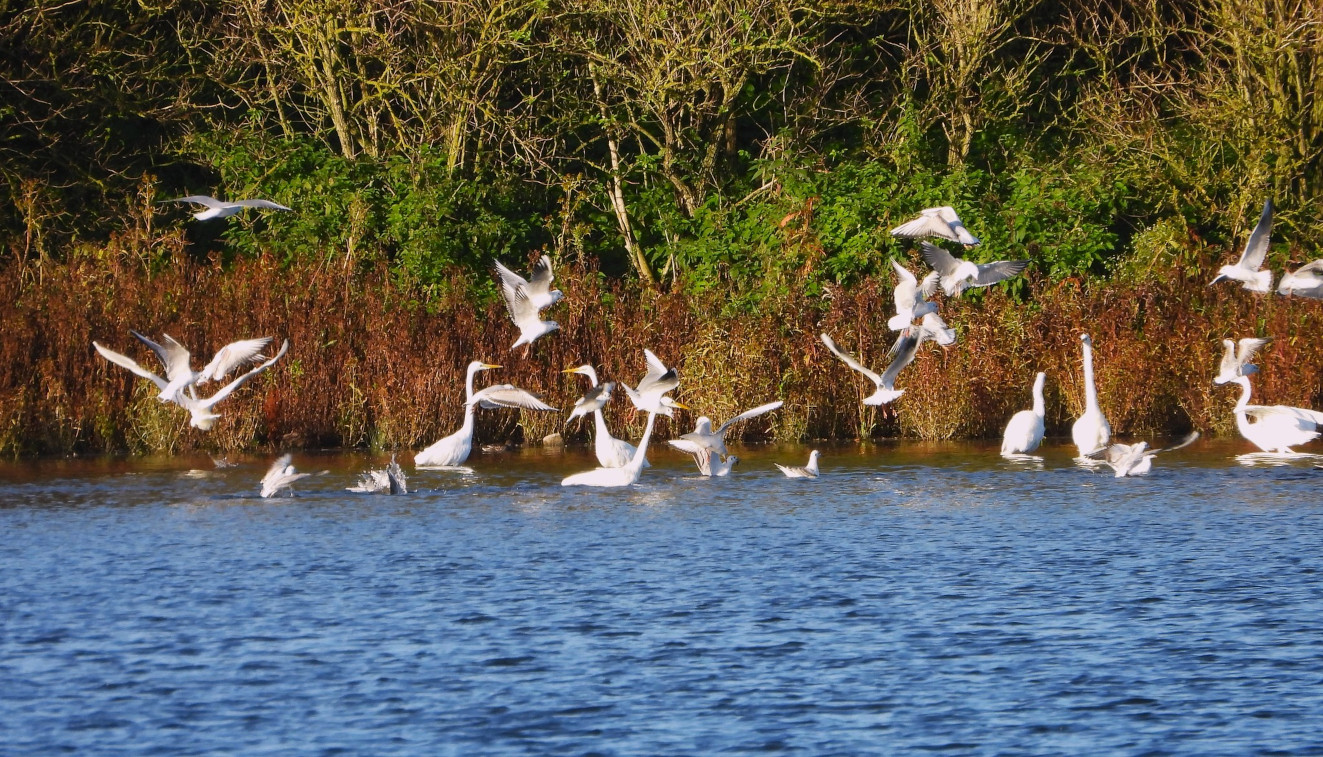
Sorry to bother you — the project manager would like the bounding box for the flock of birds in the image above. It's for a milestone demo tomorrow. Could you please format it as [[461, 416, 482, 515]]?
[[91, 197, 1323, 495]]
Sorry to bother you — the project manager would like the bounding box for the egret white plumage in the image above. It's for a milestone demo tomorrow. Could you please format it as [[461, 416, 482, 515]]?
[[1277, 260, 1323, 298], [562, 410, 660, 487], [1001, 372, 1046, 456], [1090, 432, 1200, 477], [564, 365, 646, 468], [164, 195, 291, 221], [1071, 334, 1111, 456], [776, 450, 821, 478], [919, 242, 1029, 297], [93, 338, 289, 430], [888, 261, 940, 331], [260, 454, 312, 498], [414, 361, 555, 467], [1221, 375, 1323, 453], [1211, 199, 1274, 293], [129, 331, 272, 402], [890, 206, 980, 246]]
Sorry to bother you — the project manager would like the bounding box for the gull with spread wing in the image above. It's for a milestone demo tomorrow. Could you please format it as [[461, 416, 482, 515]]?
[[888, 261, 941, 331], [668, 400, 783, 473], [920, 242, 1029, 297], [564, 365, 646, 469], [890, 206, 980, 246], [347, 456, 408, 494], [129, 331, 272, 402], [1214, 339, 1323, 453], [1090, 432, 1201, 477], [260, 454, 313, 498], [1277, 260, 1323, 298], [1211, 199, 1274, 293], [495, 256, 561, 350], [1214, 337, 1271, 384], [164, 195, 291, 221], [621, 349, 687, 417]]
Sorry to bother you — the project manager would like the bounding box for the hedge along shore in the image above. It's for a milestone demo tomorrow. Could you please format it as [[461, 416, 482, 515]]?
[[2, 249, 1320, 458]]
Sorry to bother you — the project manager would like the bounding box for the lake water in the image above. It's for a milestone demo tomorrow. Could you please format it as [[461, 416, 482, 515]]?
[[2, 439, 1322, 755]]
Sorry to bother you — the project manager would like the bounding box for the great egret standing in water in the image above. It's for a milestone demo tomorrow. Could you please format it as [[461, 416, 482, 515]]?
[[1071, 334, 1111, 457], [562, 411, 660, 487], [1002, 372, 1046, 456], [564, 364, 645, 468], [414, 361, 554, 467]]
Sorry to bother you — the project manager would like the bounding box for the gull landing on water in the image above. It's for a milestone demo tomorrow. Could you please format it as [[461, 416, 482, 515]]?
[[668, 401, 783, 474], [260, 454, 313, 498], [776, 450, 821, 479], [347, 456, 408, 494], [1089, 432, 1200, 477], [1211, 199, 1274, 293], [163, 195, 291, 221], [890, 206, 980, 246]]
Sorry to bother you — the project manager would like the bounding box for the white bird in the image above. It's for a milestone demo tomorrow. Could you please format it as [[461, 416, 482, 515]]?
[[1071, 334, 1111, 457], [414, 361, 555, 467], [564, 365, 646, 469], [1001, 372, 1046, 456], [822, 330, 927, 405], [347, 456, 408, 494], [260, 454, 312, 498], [130, 331, 272, 402], [888, 261, 941, 331], [919, 242, 1029, 297], [707, 450, 739, 477], [1091, 431, 1200, 477], [1214, 337, 1271, 384], [164, 195, 292, 221], [892, 311, 956, 352], [776, 450, 821, 478], [1277, 260, 1323, 298], [495, 257, 561, 350], [93, 339, 289, 430], [621, 349, 686, 416], [562, 410, 660, 487], [1221, 375, 1323, 453], [667, 401, 783, 464], [890, 206, 980, 246], [1211, 199, 1274, 293]]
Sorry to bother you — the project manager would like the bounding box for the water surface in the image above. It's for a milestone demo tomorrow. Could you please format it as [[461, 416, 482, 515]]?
[[2, 440, 1321, 754]]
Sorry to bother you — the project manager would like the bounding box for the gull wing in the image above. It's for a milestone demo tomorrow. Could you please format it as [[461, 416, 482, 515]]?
[[1152, 431, 1200, 455], [1236, 199, 1273, 270], [166, 195, 224, 208], [262, 454, 293, 488], [131, 330, 191, 382], [716, 401, 784, 435], [919, 242, 964, 278], [470, 384, 557, 411], [667, 439, 712, 475], [919, 270, 941, 299], [196, 339, 289, 410], [880, 332, 920, 389], [1291, 259, 1323, 277], [1217, 339, 1238, 379], [232, 199, 292, 211], [916, 312, 956, 346], [529, 256, 555, 291], [498, 278, 540, 329], [93, 342, 168, 391], [200, 337, 273, 382], [493, 260, 531, 293], [890, 210, 955, 242], [972, 260, 1030, 287], [891, 259, 918, 287], [1234, 337, 1271, 369], [637, 349, 678, 394], [820, 333, 884, 386], [935, 207, 979, 246]]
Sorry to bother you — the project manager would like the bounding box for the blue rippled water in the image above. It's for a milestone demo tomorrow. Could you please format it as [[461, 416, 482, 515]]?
[[2, 440, 1322, 754]]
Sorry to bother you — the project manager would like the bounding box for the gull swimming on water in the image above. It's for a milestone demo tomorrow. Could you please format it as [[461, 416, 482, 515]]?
[[164, 195, 292, 221], [260, 454, 312, 498], [94, 338, 289, 430], [1090, 431, 1201, 477], [347, 456, 408, 494], [129, 331, 273, 402], [776, 450, 821, 478], [562, 410, 661, 487], [919, 242, 1029, 297], [564, 365, 645, 468], [888, 261, 941, 331], [414, 361, 555, 467], [621, 349, 687, 417], [495, 256, 561, 350], [1276, 260, 1323, 298], [890, 207, 980, 246], [1001, 372, 1046, 456], [1211, 199, 1274, 293], [1071, 334, 1111, 457]]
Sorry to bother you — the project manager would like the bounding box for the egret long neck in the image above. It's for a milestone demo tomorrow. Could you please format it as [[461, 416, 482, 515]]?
[[583, 367, 599, 386], [465, 366, 479, 402], [1082, 342, 1099, 410], [628, 412, 657, 471], [593, 409, 612, 450], [1232, 376, 1255, 438], [1032, 378, 1046, 416], [460, 401, 477, 435]]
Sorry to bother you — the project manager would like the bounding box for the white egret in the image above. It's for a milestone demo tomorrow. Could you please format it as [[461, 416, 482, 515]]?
[[888, 261, 940, 331], [1277, 260, 1323, 298], [667, 400, 783, 462], [776, 450, 821, 478], [564, 365, 645, 468], [919, 242, 1029, 297], [1001, 372, 1046, 456], [562, 411, 660, 487], [347, 456, 408, 494], [1211, 199, 1273, 293], [1222, 375, 1323, 453], [93, 339, 289, 430], [260, 454, 312, 498], [164, 195, 291, 221], [1090, 432, 1200, 477], [414, 361, 554, 467], [889, 206, 980, 246], [1071, 334, 1111, 456], [130, 331, 273, 402]]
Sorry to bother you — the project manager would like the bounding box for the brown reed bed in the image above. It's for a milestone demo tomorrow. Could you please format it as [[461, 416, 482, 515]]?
[[1, 247, 1321, 458]]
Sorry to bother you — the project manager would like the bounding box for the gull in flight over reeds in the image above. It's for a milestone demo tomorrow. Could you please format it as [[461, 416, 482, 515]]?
[[1215, 339, 1323, 453], [564, 365, 646, 469], [562, 410, 661, 487], [622, 349, 687, 417], [1277, 260, 1323, 298], [1211, 199, 1274, 293], [1072, 334, 1111, 457], [920, 242, 1029, 297], [347, 456, 408, 494], [890, 206, 980, 246], [260, 454, 313, 498], [1002, 372, 1046, 456], [1089, 432, 1200, 477], [414, 361, 555, 467], [668, 400, 783, 474], [888, 261, 940, 331], [822, 325, 939, 406], [495, 256, 561, 350], [164, 195, 292, 221], [776, 450, 821, 479], [93, 338, 289, 430], [129, 331, 273, 402]]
